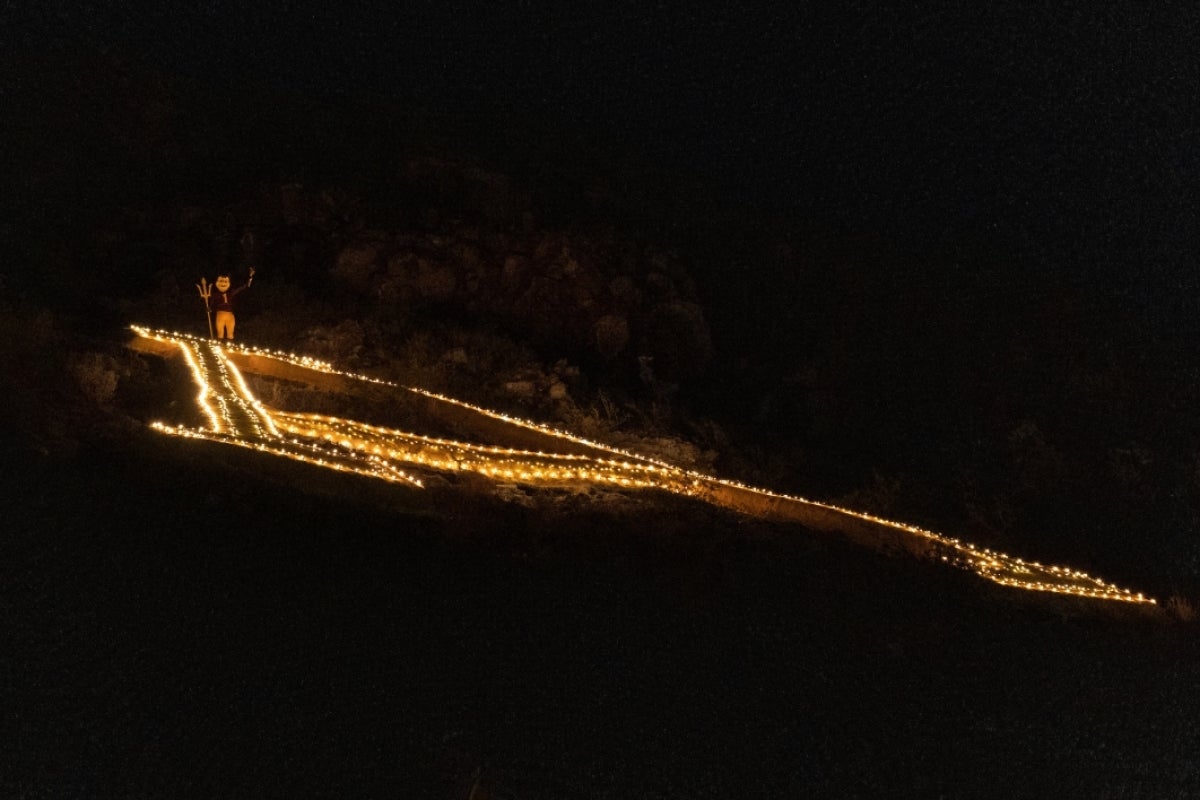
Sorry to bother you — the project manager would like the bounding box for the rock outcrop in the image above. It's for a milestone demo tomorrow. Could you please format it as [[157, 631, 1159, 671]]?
[[310, 161, 714, 383]]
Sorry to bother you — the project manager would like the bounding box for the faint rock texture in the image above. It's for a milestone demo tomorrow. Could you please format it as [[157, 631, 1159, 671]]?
[[593, 314, 630, 360], [297, 320, 367, 364], [137, 157, 713, 394], [71, 352, 120, 405], [504, 380, 537, 399], [314, 159, 713, 384], [332, 243, 380, 291], [411, 257, 458, 303], [441, 347, 469, 366]]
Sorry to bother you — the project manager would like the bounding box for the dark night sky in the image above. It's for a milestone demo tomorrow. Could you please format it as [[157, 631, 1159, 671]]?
[[10, 2, 1200, 333]]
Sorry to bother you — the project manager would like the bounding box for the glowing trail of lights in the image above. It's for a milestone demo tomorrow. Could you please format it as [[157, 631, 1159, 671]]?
[[130, 325, 1155, 606]]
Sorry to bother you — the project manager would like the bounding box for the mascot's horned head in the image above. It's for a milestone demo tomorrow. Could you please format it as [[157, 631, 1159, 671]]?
[[215, 275, 231, 292]]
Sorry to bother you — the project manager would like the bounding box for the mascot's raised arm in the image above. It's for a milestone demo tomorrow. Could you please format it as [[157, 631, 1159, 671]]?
[[197, 267, 255, 341]]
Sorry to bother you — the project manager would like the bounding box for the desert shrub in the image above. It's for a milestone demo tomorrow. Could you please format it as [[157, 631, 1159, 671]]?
[[1166, 594, 1196, 623], [558, 390, 629, 441], [71, 352, 120, 405]]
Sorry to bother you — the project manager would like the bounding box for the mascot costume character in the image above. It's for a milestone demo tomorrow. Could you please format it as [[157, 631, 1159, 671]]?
[[197, 268, 255, 340]]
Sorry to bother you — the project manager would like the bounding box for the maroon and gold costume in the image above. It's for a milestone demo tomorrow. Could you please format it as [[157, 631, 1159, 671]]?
[[210, 273, 253, 340]]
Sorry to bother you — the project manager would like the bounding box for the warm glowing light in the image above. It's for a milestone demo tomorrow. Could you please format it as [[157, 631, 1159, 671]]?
[[130, 325, 1156, 606]]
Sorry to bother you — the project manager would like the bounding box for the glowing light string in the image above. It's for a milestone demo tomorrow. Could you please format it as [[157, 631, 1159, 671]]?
[[130, 325, 1155, 605]]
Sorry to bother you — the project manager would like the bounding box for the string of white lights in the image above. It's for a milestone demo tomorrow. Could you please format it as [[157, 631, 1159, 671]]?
[[150, 422, 424, 488], [131, 325, 1155, 605]]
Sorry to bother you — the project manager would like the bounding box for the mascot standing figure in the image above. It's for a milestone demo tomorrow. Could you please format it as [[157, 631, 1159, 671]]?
[[198, 268, 255, 341]]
